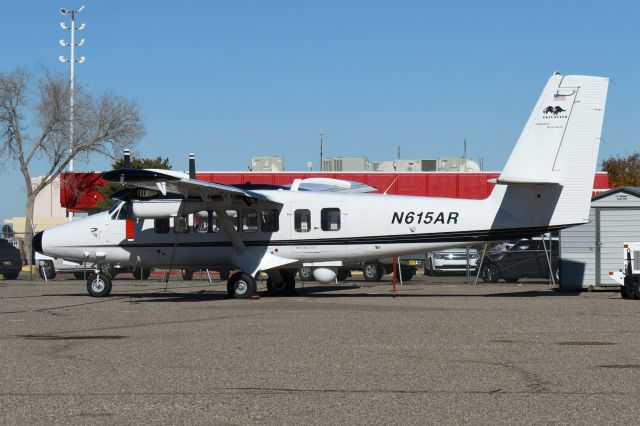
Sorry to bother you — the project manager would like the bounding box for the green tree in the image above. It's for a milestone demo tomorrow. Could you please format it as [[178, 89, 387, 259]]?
[[602, 152, 640, 187], [95, 156, 171, 211]]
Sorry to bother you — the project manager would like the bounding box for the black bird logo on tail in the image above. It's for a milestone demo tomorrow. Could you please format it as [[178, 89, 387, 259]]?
[[543, 106, 566, 115]]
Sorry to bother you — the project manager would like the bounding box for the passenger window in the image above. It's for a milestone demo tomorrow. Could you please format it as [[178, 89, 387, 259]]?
[[174, 216, 189, 233], [261, 209, 279, 232], [294, 209, 311, 233], [321, 208, 341, 231], [154, 218, 170, 233], [242, 210, 258, 233]]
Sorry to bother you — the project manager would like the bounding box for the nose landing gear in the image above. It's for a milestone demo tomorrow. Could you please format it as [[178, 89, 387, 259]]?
[[86, 272, 112, 297]]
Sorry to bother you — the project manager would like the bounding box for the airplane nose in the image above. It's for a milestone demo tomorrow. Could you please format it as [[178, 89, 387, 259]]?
[[32, 231, 44, 253]]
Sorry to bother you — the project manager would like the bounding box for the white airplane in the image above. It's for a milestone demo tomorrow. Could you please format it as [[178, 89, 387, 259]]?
[[33, 73, 609, 298]]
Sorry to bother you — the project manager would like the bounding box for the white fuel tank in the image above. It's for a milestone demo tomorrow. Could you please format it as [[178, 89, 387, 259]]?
[[312, 267, 337, 284], [132, 199, 211, 219]]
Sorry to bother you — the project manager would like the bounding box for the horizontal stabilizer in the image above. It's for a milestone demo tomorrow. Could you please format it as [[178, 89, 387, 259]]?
[[488, 177, 562, 185]]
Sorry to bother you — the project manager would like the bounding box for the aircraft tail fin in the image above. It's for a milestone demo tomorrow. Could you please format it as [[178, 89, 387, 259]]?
[[493, 73, 609, 226]]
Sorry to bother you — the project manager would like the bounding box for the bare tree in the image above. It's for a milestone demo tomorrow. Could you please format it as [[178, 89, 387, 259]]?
[[0, 68, 145, 259]]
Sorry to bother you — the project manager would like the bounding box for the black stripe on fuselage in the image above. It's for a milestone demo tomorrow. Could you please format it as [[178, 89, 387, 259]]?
[[115, 224, 570, 249]]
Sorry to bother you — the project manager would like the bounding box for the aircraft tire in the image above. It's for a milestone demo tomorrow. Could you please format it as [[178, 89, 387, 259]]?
[[86, 273, 112, 297], [363, 262, 383, 282], [182, 269, 194, 281], [266, 269, 296, 296], [38, 261, 56, 280], [298, 267, 313, 282], [227, 272, 256, 299]]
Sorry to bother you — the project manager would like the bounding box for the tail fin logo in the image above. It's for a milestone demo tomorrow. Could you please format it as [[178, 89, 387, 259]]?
[[543, 106, 566, 115]]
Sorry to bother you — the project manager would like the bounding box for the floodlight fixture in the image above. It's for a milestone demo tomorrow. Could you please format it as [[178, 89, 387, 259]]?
[[58, 5, 87, 193]]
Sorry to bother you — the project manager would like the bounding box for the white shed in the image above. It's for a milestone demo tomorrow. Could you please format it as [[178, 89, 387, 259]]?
[[560, 187, 640, 289]]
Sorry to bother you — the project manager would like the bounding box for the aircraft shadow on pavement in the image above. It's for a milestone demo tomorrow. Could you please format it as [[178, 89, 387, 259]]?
[[50, 285, 584, 302]]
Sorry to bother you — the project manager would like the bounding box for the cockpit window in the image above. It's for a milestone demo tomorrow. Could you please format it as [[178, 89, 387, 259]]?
[[116, 203, 129, 220], [109, 201, 127, 220], [108, 201, 123, 217]]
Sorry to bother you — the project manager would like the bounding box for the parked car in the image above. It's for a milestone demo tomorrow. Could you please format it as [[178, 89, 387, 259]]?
[[425, 248, 479, 275], [0, 238, 22, 279], [479, 238, 559, 283]]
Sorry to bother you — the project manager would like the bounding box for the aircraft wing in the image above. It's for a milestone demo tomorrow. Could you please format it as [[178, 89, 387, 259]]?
[[290, 178, 377, 193], [102, 168, 256, 201]]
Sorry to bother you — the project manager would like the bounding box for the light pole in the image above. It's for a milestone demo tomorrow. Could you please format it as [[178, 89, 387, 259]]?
[[58, 5, 85, 220]]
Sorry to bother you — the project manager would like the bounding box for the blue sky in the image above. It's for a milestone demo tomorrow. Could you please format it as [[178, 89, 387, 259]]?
[[1, 0, 639, 221]]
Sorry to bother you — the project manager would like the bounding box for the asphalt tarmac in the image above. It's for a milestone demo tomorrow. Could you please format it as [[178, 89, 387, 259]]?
[[0, 273, 638, 425]]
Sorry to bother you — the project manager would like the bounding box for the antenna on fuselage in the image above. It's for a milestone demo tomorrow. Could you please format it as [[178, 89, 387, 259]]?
[[189, 153, 196, 179], [123, 149, 131, 168]]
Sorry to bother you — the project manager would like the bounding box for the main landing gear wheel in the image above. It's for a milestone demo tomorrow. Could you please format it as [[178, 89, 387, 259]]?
[[226, 272, 257, 299], [266, 270, 296, 296], [87, 273, 112, 297]]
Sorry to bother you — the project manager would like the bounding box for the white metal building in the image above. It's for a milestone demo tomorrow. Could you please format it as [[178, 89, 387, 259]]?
[[560, 187, 640, 290]]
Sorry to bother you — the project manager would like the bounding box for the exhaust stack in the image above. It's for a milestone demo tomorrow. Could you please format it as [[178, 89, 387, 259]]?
[[189, 153, 196, 179], [123, 149, 131, 168]]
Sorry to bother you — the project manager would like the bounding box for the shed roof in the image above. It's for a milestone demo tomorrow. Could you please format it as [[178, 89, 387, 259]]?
[[591, 186, 640, 207], [592, 186, 640, 201]]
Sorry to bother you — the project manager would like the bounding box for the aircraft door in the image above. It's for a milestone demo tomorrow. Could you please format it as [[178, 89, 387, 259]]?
[[290, 202, 345, 257], [104, 202, 128, 243]]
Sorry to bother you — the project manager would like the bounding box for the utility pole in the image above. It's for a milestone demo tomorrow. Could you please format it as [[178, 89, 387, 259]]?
[[319, 132, 324, 172], [463, 138, 467, 172], [58, 5, 86, 220]]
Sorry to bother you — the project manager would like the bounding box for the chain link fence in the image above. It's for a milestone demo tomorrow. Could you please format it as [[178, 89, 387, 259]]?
[[425, 233, 560, 285], [476, 234, 559, 285]]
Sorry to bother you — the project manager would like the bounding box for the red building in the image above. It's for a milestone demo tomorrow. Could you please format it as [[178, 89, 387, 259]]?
[[60, 171, 611, 212]]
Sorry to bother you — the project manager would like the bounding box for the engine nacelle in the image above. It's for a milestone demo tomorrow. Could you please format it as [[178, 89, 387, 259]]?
[[312, 267, 337, 284], [132, 199, 211, 219]]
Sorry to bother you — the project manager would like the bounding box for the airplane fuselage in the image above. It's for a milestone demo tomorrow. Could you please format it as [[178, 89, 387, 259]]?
[[39, 185, 568, 270]]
